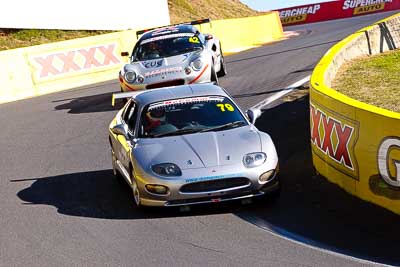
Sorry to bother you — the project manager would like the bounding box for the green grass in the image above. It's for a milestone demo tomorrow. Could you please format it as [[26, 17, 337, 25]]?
[[0, 29, 111, 51], [332, 49, 400, 113]]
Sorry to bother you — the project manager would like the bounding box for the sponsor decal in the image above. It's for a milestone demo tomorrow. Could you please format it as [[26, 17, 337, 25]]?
[[141, 33, 194, 44], [310, 102, 359, 178], [31, 44, 120, 82], [143, 59, 163, 68], [280, 4, 320, 24], [185, 173, 244, 184], [281, 14, 308, 25], [343, 0, 392, 9], [354, 2, 385, 14], [378, 137, 400, 187], [144, 66, 183, 78], [149, 96, 224, 110]]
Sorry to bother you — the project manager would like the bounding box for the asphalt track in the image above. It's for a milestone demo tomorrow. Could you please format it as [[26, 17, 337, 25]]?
[[1, 11, 400, 266]]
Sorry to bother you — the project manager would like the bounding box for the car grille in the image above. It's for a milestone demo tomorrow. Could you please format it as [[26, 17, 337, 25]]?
[[166, 190, 256, 206], [146, 79, 185, 89], [180, 178, 251, 193]]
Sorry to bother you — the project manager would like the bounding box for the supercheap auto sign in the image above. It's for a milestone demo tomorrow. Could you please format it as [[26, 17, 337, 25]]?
[[277, 0, 400, 25]]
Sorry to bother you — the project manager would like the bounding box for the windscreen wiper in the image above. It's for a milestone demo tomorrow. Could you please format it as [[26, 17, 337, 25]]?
[[199, 121, 246, 133], [153, 128, 203, 138]]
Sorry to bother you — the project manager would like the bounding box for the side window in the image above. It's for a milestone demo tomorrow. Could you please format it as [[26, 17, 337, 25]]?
[[122, 101, 133, 122], [122, 101, 138, 132]]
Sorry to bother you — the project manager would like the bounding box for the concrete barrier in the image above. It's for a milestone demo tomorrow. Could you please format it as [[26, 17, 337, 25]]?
[[310, 13, 400, 214], [0, 12, 283, 104]]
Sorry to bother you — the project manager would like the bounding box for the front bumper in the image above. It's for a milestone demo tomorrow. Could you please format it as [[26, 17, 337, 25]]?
[[119, 64, 211, 91], [133, 162, 280, 207], [143, 178, 280, 207]]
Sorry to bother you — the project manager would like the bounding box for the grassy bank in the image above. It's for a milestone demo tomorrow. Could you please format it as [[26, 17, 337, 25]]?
[[332, 49, 400, 113], [0, 29, 111, 51]]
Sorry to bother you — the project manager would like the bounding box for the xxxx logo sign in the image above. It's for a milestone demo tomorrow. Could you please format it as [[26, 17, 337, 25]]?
[[30, 43, 121, 82], [310, 102, 359, 179]]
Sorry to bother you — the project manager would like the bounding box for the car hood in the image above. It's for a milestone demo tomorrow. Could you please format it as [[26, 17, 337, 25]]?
[[134, 126, 262, 170], [137, 51, 201, 69]]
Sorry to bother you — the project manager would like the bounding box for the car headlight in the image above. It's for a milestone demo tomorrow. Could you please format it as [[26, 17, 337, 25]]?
[[190, 58, 203, 71], [151, 163, 182, 176], [124, 70, 136, 83], [243, 152, 266, 168]]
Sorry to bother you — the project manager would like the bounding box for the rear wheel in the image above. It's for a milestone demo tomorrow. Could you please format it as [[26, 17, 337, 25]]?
[[217, 46, 227, 77], [211, 66, 219, 85]]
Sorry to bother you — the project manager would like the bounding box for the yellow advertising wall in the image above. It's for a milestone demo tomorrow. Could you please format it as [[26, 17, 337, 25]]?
[[198, 12, 283, 54], [0, 12, 283, 104], [310, 13, 400, 214]]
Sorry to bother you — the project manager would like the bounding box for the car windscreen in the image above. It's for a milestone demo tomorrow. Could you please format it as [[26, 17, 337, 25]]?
[[139, 96, 248, 138], [133, 33, 203, 61]]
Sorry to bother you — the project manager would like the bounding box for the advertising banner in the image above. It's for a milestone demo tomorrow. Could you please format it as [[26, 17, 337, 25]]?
[[276, 0, 400, 26], [310, 14, 400, 214]]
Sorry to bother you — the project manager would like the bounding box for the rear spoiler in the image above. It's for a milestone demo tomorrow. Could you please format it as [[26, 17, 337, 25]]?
[[112, 91, 142, 106], [136, 18, 210, 38], [112, 87, 170, 106]]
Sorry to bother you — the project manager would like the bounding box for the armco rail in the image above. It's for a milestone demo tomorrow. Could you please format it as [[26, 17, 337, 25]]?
[[0, 12, 282, 104], [310, 13, 400, 214]]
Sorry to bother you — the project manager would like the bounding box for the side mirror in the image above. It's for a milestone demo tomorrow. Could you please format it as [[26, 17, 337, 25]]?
[[111, 124, 128, 137], [246, 108, 262, 124], [205, 34, 213, 40], [121, 51, 129, 57]]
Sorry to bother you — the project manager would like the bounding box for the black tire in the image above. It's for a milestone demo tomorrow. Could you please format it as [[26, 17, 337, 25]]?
[[268, 182, 281, 202], [217, 47, 227, 77], [211, 66, 219, 85], [255, 178, 281, 205]]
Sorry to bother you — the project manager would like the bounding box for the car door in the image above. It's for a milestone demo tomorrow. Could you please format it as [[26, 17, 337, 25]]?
[[118, 100, 138, 173]]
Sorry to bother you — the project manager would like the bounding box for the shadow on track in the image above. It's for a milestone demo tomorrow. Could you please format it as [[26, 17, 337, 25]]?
[[238, 93, 400, 265], [13, 170, 246, 220], [226, 40, 341, 64], [53, 92, 124, 114]]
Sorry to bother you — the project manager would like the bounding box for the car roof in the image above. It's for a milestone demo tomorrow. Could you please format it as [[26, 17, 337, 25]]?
[[133, 84, 230, 106], [139, 24, 199, 42]]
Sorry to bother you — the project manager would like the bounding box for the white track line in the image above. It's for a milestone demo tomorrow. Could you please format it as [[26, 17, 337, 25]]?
[[251, 75, 311, 110], [238, 213, 394, 266]]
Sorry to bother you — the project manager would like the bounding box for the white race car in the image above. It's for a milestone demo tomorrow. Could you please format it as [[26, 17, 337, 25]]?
[[119, 19, 227, 92]]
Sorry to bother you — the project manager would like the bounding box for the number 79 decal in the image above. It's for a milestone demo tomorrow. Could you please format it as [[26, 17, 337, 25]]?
[[217, 103, 234, 112]]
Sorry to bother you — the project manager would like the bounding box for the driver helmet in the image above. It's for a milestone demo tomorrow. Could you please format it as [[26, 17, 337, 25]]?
[[147, 108, 166, 122]]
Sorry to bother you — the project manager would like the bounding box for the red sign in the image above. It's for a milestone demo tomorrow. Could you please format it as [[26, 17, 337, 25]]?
[[276, 0, 400, 26]]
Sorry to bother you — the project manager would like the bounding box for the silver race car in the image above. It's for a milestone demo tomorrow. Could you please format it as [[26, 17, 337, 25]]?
[[109, 83, 280, 207], [119, 19, 227, 92]]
